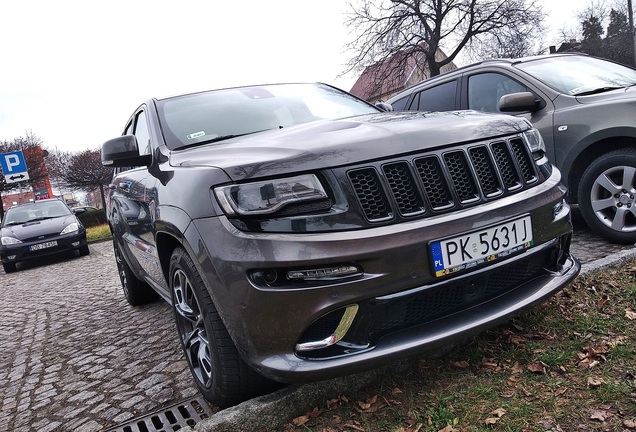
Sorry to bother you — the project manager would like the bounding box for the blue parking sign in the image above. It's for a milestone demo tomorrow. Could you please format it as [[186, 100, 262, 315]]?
[[0, 151, 30, 183], [0, 151, 28, 174]]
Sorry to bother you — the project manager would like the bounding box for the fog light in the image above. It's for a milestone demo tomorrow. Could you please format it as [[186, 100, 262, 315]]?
[[8, 255, 16, 260], [72, 241, 80, 246], [287, 265, 360, 281], [263, 269, 278, 284]]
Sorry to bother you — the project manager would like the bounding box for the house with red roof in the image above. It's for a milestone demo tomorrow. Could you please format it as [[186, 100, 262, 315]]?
[[349, 45, 457, 103]]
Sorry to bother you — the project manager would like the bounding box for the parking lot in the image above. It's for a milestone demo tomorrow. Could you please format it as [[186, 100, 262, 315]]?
[[0, 211, 634, 432]]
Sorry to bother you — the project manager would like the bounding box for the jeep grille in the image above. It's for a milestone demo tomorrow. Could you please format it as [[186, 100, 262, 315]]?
[[348, 137, 538, 222]]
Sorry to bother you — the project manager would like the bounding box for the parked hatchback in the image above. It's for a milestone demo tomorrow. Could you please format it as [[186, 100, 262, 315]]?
[[387, 53, 636, 244], [102, 82, 579, 407], [0, 199, 89, 273]]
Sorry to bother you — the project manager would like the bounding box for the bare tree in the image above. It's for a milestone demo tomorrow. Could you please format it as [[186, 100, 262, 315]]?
[[47, 149, 112, 210], [466, 25, 545, 59], [343, 0, 545, 84], [0, 132, 51, 220]]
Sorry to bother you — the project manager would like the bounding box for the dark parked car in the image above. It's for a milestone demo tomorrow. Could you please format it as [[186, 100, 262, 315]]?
[[0, 198, 89, 273], [102, 82, 579, 407], [386, 53, 636, 244]]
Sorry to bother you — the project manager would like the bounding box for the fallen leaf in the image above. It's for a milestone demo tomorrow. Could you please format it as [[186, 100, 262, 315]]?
[[343, 423, 366, 431], [500, 389, 515, 398], [392, 387, 403, 394], [437, 426, 458, 432], [512, 362, 525, 374], [485, 417, 500, 425], [292, 415, 310, 426], [587, 377, 605, 387], [623, 419, 636, 429], [508, 334, 526, 345], [626, 309, 636, 320], [357, 395, 377, 410], [308, 407, 323, 418], [590, 410, 607, 422], [453, 360, 470, 368], [483, 360, 499, 369], [527, 361, 547, 374], [490, 407, 507, 417], [356, 394, 386, 413], [507, 374, 522, 385]]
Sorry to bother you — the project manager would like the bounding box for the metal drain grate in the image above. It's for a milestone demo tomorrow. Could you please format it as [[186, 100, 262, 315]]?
[[106, 396, 215, 432]]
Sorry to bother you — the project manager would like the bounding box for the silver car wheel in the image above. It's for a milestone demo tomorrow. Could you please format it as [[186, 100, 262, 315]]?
[[590, 165, 636, 232]]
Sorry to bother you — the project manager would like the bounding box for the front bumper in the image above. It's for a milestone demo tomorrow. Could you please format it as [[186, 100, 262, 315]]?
[[187, 170, 579, 383], [0, 231, 87, 264]]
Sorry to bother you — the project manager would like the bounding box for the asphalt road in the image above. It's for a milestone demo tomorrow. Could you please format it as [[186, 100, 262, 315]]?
[[0, 211, 633, 432]]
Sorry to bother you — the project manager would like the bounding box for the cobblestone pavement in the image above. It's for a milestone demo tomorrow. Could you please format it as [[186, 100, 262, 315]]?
[[0, 211, 633, 432], [0, 242, 202, 432]]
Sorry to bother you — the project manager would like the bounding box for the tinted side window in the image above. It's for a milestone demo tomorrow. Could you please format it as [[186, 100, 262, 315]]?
[[389, 95, 410, 111], [468, 73, 528, 113], [411, 81, 457, 112]]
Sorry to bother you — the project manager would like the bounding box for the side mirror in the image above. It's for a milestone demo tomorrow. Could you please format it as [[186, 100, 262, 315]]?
[[375, 101, 393, 112], [101, 135, 151, 167], [72, 208, 86, 215], [498, 92, 539, 112]]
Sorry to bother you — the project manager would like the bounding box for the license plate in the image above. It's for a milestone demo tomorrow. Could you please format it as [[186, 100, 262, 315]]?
[[29, 240, 58, 251], [431, 215, 533, 277]]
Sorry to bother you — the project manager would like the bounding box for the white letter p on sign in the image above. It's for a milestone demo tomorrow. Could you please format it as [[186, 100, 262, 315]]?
[[5, 154, 20, 171]]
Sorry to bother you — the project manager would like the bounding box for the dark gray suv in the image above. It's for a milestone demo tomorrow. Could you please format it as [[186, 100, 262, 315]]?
[[387, 53, 636, 244], [102, 83, 579, 407]]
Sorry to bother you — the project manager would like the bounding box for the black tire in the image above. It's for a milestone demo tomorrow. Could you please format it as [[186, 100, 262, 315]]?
[[579, 148, 636, 244], [3, 262, 17, 273], [113, 240, 157, 306], [169, 247, 278, 407], [79, 244, 90, 256]]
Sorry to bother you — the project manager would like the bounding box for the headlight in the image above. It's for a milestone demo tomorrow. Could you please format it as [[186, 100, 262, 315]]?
[[61, 222, 79, 235], [215, 174, 328, 216], [522, 128, 546, 153], [1, 236, 22, 245]]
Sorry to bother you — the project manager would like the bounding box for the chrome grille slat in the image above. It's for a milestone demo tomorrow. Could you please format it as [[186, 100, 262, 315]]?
[[348, 136, 539, 223]]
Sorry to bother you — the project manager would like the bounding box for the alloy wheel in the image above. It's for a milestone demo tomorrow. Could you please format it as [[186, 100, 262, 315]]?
[[590, 165, 636, 233], [172, 268, 213, 388]]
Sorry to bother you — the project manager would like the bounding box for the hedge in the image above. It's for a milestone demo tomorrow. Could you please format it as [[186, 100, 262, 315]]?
[[76, 209, 108, 228]]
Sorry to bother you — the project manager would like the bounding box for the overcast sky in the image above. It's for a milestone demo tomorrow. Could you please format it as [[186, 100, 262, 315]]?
[[1, 0, 584, 153]]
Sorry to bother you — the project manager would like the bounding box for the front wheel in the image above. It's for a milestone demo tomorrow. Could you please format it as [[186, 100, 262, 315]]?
[[3, 262, 17, 273], [78, 244, 90, 256], [169, 247, 278, 407], [579, 149, 636, 244]]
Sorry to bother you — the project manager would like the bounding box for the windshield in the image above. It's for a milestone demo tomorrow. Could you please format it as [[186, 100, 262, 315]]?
[[3, 200, 71, 226], [157, 83, 379, 150], [516, 55, 636, 96]]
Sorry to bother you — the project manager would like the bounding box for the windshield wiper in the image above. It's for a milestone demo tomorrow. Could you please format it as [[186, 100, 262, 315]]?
[[574, 86, 623, 96], [29, 216, 56, 222], [175, 129, 275, 150]]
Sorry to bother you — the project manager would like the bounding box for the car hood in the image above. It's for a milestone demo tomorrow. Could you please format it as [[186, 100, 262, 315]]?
[[169, 111, 530, 181], [575, 85, 636, 104], [1, 215, 77, 241]]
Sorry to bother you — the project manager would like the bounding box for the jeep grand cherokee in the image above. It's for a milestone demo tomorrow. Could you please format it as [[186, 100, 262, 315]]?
[[101, 82, 579, 407]]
